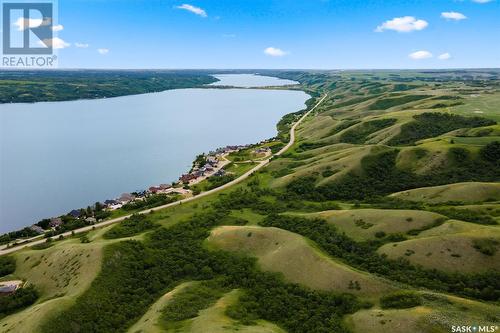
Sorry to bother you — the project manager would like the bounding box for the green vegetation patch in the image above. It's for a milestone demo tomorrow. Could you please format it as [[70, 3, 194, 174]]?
[[104, 214, 158, 239], [161, 280, 228, 329], [0, 286, 39, 318], [368, 95, 430, 110], [380, 291, 423, 309], [389, 113, 495, 146], [0, 256, 16, 277], [472, 239, 499, 256], [340, 118, 397, 144]]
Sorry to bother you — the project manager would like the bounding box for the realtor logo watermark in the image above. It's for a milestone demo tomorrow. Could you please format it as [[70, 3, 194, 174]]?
[[1, 0, 58, 67]]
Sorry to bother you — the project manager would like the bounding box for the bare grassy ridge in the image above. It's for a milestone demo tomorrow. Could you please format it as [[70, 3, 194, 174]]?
[[208, 225, 395, 300], [389, 182, 500, 203]]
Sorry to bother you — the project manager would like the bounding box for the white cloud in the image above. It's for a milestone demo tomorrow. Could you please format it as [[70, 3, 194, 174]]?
[[175, 4, 207, 17], [97, 48, 109, 55], [375, 16, 428, 33], [472, 0, 494, 3], [38, 37, 70, 49], [264, 47, 288, 57], [441, 12, 467, 20], [52, 24, 64, 32], [438, 52, 452, 60], [13, 17, 51, 31], [409, 50, 433, 60], [75, 42, 89, 48]]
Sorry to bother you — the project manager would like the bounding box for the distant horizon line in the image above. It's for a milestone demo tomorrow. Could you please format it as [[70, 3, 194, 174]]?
[[1, 67, 500, 72]]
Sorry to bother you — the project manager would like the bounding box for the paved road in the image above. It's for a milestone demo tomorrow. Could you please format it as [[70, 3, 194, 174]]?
[[0, 94, 327, 256]]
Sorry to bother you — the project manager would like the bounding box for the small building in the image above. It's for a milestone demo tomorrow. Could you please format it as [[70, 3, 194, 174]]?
[[214, 169, 226, 177], [159, 184, 172, 190], [0, 284, 17, 295], [179, 174, 197, 183], [108, 203, 123, 210], [29, 225, 45, 234], [85, 217, 97, 224], [149, 186, 161, 194], [118, 193, 135, 204], [104, 199, 119, 206], [68, 209, 81, 218], [49, 217, 63, 228]]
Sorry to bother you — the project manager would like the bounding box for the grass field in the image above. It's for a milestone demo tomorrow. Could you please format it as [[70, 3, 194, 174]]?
[[300, 209, 445, 241], [378, 222, 500, 273], [451, 91, 500, 122], [389, 182, 500, 204], [208, 225, 395, 300]]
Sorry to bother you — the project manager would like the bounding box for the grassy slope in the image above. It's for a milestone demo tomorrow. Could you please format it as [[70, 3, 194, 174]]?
[[389, 182, 500, 203], [208, 225, 395, 300], [0, 239, 103, 332], [347, 292, 500, 333], [299, 209, 445, 241], [378, 220, 500, 273], [180, 290, 285, 333]]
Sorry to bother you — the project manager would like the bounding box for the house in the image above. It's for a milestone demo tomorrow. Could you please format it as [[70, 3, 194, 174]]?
[[179, 174, 197, 183], [29, 225, 45, 234], [214, 169, 226, 177], [108, 203, 123, 210], [206, 156, 218, 165], [49, 217, 63, 228], [149, 186, 161, 194], [0, 284, 18, 295], [104, 199, 119, 206], [68, 209, 81, 218], [118, 193, 135, 204], [159, 184, 172, 190], [85, 217, 97, 224]]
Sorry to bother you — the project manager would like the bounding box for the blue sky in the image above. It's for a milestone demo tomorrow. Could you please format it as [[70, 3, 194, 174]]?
[[52, 0, 500, 69]]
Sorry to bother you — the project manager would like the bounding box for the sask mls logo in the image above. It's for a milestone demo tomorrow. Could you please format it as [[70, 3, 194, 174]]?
[[452, 325, 499, 333], [1, 0, 58, 67]]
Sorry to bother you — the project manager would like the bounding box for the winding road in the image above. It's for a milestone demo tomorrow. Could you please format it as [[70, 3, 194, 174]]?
[[0, 94, 327, 256]]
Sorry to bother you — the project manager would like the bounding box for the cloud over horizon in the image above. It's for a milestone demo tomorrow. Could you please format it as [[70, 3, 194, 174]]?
[[264, 47, 288, 57], [438, 53, 452, 60], [375, 16, 428, 32], [409, 50, 433, 60], [97, 48, 109, 55]]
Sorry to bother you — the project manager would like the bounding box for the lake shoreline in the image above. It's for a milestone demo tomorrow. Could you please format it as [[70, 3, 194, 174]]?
[[0, 74, 308, 236]]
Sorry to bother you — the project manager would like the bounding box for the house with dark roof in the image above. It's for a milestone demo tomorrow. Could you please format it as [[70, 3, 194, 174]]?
[[68, 209, 81, 218], [49, 217, 63, 228], [29, 225, 45, 234], [118, 193, 135, 204]]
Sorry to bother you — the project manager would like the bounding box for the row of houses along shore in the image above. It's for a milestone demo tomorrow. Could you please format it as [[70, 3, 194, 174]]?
[[6, 144, 254, 244]]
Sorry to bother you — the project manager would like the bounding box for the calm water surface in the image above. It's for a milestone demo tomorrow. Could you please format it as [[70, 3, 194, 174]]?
[[0, 75, 308, 232], [210, 74, 298, 87]]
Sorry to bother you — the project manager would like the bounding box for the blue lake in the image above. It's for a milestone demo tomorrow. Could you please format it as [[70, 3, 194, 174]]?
[[0, 75, 308, 232]]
